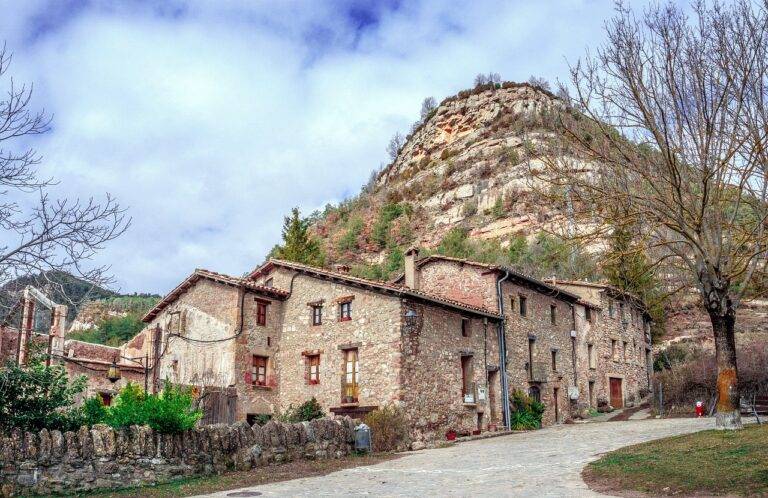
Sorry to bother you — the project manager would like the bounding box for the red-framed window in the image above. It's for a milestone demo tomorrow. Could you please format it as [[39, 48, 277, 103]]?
[[339, 301, 352, 321], [252, 355, 268, 386], [306, 354, 320, 384], [312, 305, 322, 326], [256, 301, 268, 326]]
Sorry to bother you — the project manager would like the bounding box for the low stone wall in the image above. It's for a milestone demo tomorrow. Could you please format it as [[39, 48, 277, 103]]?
[[0, 417, 355, 496]]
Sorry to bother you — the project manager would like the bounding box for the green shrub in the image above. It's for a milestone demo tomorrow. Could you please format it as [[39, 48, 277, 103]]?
[[462, 198, 478, 217], [363, 404, 410, 452], [371, 202, 411, 248], [281, 397, 325, 423], [338, 217, 364, 252], [509, 389, 545, 430], [81, 395, 108, 426], [67, 313, 147, 346], [104, 383, 201, 433], [491, 195, 504, 218], [0, 361, 87, 433]]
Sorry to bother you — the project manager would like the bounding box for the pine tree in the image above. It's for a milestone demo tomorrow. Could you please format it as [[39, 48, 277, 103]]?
[[270, 208, 324, 267]]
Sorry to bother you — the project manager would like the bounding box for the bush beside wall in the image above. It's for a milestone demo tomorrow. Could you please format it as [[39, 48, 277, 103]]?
[[0, 417, 355, 496]]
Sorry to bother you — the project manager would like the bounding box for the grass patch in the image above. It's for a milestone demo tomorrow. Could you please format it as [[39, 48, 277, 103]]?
[[583, 424, 768, 497], [85, 453, 397, 497]]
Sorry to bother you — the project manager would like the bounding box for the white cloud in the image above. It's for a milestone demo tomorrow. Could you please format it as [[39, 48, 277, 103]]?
[[0, 0, 628, 294]]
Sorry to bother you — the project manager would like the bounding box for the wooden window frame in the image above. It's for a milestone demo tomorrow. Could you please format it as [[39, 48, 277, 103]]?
[[342, 348, 359, 403], [252, 355, 268, 386], [519, 294, 528, 317], [305, 354, 320, 384], [312, 305, 323, 326], [255, 300, 268, 327], [339, 302, 352, 322], [461, 317, 470, 337]]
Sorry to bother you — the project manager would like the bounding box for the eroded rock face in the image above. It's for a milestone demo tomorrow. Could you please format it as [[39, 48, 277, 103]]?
[[0, 418, 355, 496]]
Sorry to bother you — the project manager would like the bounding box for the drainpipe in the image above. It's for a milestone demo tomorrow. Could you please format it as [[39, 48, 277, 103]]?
[[571, 304, 577, 385], [496, 270, 511, 429]]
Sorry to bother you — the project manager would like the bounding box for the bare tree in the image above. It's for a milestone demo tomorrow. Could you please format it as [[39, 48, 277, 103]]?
[[527, 75, 552, 92], [386, 132, 405, 162], [475, 73, 501, 88], [0, 45, 129, 311], [529, 1, 768, 429], [419, 97, 437, 122]]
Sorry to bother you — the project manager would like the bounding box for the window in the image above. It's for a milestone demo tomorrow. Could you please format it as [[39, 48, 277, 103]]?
[[252, 355, 268, 386], [312, 305, 322, 326], [585, 306, 593, 323], [588, 343, 596, 369], [588, 381, 595, 407], [619, 302, 625, 320], [461, 318, 470, 337], [339, 302, 352, 321], [342, 349, 359, 403], [264, 278, 273, 288], [608, 299, 614, 318], [623, 342, 629, 361], [305, 354, 320, 384], [509, 296, 515, 312], [461, 355, 474, 402], [528, 337, 535, 380], [551, 350, 558, 371], [256, 301, 268, 326], [519, 295, 528, 317], [528, 385, 541, 403], [611, 339, 618, 360], [550, 304, 557, 325]]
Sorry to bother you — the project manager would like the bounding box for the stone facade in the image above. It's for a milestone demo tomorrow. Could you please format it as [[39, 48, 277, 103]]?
[[0, 417, 355, 496], [554, 281, 652, 411]]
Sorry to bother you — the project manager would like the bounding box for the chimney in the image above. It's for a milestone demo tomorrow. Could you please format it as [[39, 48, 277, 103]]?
[[404, 247, 420, 289], [334, 264, 351, 274]]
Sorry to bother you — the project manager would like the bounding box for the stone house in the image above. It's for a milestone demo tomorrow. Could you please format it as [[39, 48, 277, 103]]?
[[392, 252, 652, 422], [128, 262, 503, 443], [549, 280, 653, 410], [3, 250, 651, 442]]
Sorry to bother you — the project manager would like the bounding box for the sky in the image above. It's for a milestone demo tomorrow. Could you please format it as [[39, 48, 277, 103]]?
[[0, 0, 653, 295]]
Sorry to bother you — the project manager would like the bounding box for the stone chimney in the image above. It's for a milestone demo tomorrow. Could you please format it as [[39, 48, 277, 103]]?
[[404, 247, 420, 289]]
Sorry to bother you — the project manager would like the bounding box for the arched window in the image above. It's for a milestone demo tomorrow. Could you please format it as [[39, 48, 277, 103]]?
[[528, 385, 541, 403]]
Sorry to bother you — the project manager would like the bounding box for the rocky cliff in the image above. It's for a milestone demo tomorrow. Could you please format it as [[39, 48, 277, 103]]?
[[313, 82, 571, 275]]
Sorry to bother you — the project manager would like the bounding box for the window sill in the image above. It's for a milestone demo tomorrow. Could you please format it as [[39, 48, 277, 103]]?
[[463, 402, 477, 407], [340, 401, 359, 407], [339, 317, 352, 322], [252, 385, 274, 391]]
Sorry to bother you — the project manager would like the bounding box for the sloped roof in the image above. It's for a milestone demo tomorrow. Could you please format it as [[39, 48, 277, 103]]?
[[390, 254, 584, 304], [142, 269, 289, 322], [249, 258, 502, 319], [549, 279, 648, 313]]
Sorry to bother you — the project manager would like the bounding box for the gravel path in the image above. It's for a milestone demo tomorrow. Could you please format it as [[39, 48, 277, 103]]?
[[199, 417, 712, 497]]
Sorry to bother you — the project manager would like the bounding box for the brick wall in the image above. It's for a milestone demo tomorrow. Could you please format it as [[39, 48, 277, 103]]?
[[414, 260, 499, 311]]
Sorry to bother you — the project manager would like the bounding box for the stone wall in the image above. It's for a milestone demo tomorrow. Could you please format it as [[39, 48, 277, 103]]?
[[0, 417, 355, 497], [400, 301, 503, 443], [501, 279, 576, 426], [275, 271, 402, 416]]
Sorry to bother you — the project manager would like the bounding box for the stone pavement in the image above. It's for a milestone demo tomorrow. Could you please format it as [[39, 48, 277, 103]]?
[[199, 417, 711, 498]]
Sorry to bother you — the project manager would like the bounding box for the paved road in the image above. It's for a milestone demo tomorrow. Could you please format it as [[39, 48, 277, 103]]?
[[201, 417, 711, 497]]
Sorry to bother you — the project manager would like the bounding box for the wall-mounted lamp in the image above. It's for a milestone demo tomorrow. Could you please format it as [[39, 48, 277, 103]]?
[[106, 359, 121, 383]]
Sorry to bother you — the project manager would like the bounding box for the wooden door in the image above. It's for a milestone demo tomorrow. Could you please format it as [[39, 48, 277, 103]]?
[[609, 377, 623, 408], [553, 387, 560, 422]]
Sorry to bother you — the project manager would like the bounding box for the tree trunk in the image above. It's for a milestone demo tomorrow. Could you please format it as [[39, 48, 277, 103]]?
[[709, 312, 742, 430]]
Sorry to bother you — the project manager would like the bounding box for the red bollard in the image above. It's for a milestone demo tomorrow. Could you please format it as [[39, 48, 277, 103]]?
[[695, 401, 704, 417]]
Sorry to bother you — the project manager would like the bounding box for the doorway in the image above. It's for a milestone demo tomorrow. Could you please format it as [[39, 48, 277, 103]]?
[[553, 387, 560, 423], [609, 377, 624, 408], [487, 370, 498, 423]]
